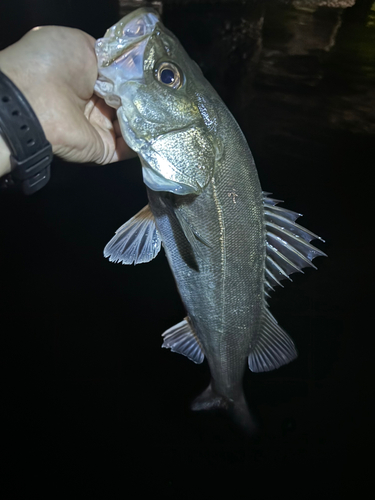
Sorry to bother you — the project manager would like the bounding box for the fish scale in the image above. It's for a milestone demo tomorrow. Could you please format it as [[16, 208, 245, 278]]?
[[94, 8, 326, 432], [148, 102, 265, 402]]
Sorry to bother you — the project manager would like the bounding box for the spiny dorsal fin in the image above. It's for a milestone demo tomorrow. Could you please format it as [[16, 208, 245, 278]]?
[[104, 204, 161, 265], [162, 318, 204, 364], [248, 309, 297, 372], [263, 194, 326, 291]]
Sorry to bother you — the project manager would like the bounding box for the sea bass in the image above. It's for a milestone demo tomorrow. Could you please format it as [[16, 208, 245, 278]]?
[[94, 8, 326, 431]]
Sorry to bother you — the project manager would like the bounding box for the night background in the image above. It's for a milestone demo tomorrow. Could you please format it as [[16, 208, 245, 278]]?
[[1, 0, 373, 496]]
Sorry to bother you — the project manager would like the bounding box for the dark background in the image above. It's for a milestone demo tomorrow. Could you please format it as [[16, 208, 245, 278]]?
[[1, 0, 373, 496]]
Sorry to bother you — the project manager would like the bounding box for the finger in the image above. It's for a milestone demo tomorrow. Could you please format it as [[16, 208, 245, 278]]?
[[113, 118, 122, 137], [85, 96, 137, 163], [113, 119, 137, 159], [110, 136, 137, 163], [85, 111, 136, 164], [85, 94, 115, 125]]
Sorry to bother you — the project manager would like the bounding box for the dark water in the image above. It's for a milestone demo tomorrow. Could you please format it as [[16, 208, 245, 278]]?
[[0, 0, 373, 496]]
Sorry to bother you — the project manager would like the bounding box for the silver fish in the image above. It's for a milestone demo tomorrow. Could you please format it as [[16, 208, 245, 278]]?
[[94, 8, 326, 431]]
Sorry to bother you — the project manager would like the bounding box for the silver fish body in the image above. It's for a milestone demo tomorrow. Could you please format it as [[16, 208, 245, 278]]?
[[95, 8, 325, 430], [146, 117, 263, 403]]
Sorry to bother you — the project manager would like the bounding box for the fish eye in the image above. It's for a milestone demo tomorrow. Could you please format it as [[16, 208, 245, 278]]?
[[155, 62, 183, 90]]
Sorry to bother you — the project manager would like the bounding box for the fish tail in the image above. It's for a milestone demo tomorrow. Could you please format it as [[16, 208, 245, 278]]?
[[191, 384, 257, 435], [230, 394, 258, 435]]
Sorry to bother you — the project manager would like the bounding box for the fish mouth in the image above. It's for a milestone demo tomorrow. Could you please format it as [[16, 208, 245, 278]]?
[[95, 8, 213, 196], [95, 8, 159, 72]]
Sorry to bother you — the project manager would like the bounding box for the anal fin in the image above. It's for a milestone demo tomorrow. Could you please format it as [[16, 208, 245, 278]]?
[[248, 309, 298, 372], [162, 318, 204, 364]]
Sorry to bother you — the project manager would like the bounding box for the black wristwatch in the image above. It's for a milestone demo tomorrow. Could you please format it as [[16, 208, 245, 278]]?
[[0, 69, 52, 195]]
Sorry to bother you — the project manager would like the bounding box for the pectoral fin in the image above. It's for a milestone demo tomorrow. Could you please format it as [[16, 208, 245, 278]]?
[[104, 204, 161, 265], [162, 318, 204, 364], [174, 209, 210, 262]]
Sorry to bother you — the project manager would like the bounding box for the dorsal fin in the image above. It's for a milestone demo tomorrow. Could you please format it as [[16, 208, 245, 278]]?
[[263, 193, 326, 292], [248, 309, 297, 372], [104, 204, 161, 265]]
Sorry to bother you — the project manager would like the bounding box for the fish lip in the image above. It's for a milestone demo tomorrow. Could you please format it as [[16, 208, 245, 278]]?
[[96, 9, 160, 68], [98, 35, 150, 68]]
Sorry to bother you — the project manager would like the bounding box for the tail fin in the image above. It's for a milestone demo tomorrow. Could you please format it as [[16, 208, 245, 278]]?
[[191, 384, 257, 435]]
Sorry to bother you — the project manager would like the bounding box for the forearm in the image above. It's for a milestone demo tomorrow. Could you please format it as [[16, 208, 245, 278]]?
[[0, 134, 11, 177], [0, 49, 15, 177], [0, 47, 26, 179], [0, 58, 48, 183], [0, 43, 52, 176]]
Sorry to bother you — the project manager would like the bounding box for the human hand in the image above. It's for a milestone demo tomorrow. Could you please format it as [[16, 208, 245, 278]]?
[[0, 26, 134, 169]]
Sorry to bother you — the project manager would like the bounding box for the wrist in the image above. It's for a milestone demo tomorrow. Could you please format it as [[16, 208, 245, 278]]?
[[0, 47, 51, 146], [0, 67, 52, 194], [0, 134, 11, 177]]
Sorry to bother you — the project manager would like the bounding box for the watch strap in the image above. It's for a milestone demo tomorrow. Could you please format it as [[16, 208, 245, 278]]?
[[0, 69, 52, 194]]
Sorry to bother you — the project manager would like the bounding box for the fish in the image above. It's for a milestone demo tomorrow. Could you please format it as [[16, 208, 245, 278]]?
[[94, 8, 326, 432]]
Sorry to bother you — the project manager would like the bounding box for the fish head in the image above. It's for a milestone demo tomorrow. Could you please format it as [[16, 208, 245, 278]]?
[[95, 8, 222, 195]]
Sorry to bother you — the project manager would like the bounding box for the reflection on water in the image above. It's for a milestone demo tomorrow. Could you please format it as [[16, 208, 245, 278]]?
[[256, 0, 375, 134], [153, 0, 375, 173]]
